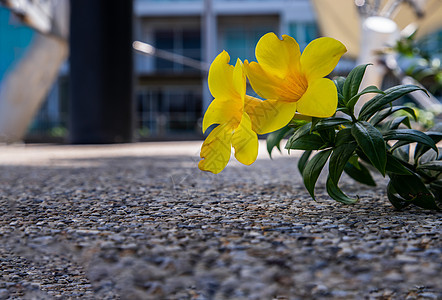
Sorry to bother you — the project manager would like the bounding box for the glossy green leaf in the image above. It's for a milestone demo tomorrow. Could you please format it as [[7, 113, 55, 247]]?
[[329, 142, 357, 184], [333, 76, 346, 96], [429, 180, 442, 203], [386, 153, 412, 175], [389, 116, 411, 130], [298, 150, 312, 175], [343, 64, 371, 102], [285, 123, 312, 152], [352, 121, 387, 176], [346, 85, 384, 110], [326, 176, 358, 204], [344, 161, 376, 186], [266, 126, 294, 157], [288, 119, 309, 129], [359, 85, 426, 121], [338, 93, 345, 108], [387, 181, 411, 210], [417, 161, 442, 172], [317, 128, 336, 144], [303, 149, 332, 200], [285, 134, 325, 150], [389, 173, 439, 210], [335, 128, 354, 146], [384, 129, 438, 153], [414, 131, 442, 160], [310, 117, 320, 133], [312, 117, 351, 131], [369, 106, 417, 126]]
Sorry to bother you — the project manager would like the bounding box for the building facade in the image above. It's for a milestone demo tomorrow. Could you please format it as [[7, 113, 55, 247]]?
[[3, 1, 440, 141], [134, 0, 319, 139]]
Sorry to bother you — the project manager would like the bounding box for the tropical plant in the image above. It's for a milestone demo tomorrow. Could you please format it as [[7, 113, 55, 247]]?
[[268, 64, 441, 210]]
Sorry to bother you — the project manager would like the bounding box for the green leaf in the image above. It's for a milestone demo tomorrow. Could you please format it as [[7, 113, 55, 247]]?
[[414, 131, 442, 160], [429, 180, 442, 203], [285, 123, 312, 151], [317, 128, 336, 144], [384, 129, 438, 153], [351, 121, 387, 176], [389, 173, 439, 210], [338, 93, 345, 108], [303, 149, 332, 200], [288, 119, 309, 129], [417, 161, 442, 172], [285, 134, 325, 150], [359, 85, 427, 121], [343, 64, 371, 102], [346, 85, 384, 110], [386, 153, 412, 175], [326, 176, 358, 204], [335, 128, 354, 146], [288, 123, 311, 139], [369, 106, 417, 126], [312, 117, 351, 131], [310, 117, 321, 133], [298, 150, 312, 175], [389, 116, 411, 130], [344, 161, 376, 186], [266, 126, 294, 157], [387, 181, 411, 210], [329, 142, 357, 184], [333, 76, 346, 96]]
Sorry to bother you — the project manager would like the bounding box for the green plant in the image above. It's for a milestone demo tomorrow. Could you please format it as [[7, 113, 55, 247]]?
[[267, 64, 442, 210]]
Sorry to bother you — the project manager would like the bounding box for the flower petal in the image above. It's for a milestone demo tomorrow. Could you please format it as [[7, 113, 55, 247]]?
[[199, 123, 234, 174], [244, 61, 282, 100], [232, 58, 246, 101], [244, 95, 297, 134], [255, 33, 301, 79], [231, 113, 258, 165], [296, 78, 338, 118], [202, 98, 242, 133], [208, 51, 238, 100], [300, 37, 347, 81]]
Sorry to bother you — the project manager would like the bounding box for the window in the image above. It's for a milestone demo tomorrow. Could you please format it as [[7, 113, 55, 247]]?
[[154, 28, 201, 72], [137, 86, 202, 138], [223, 26, 276, 62], [289, 22, 318, 50]]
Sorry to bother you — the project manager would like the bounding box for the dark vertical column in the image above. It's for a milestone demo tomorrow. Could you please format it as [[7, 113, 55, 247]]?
[[69, 0, 134, 144]]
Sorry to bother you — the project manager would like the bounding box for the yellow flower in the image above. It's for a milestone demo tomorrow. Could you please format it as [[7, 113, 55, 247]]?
[[199, 51, 296, 174], [245, 32, 347, 118]]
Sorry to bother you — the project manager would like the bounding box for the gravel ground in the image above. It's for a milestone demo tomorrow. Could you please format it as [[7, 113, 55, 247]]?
[[0, 142, 441, 299]]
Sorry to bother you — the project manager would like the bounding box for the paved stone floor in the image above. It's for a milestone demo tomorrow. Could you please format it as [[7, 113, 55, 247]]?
[[0, 141, 440, 299]]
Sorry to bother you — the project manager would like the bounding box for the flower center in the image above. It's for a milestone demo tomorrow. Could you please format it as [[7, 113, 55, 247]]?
[[279, 72, 308, 102]]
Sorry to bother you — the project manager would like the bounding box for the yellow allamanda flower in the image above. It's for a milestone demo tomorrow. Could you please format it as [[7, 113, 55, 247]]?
[[245, 32, 347, 118], [199, 51, 296, 174]]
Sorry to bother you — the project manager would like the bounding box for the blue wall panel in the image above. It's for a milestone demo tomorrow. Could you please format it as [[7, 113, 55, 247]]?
[[0, 7, 34, 81]]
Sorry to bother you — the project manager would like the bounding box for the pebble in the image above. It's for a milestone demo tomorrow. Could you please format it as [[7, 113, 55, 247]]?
[[0, 144, 441, 299]]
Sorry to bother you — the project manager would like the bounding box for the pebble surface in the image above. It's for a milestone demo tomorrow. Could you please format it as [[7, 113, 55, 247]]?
[[0, 142, 441, 299]]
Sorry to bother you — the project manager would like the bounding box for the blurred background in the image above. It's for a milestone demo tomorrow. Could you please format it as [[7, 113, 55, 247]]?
[[0, 0, 441, 144]]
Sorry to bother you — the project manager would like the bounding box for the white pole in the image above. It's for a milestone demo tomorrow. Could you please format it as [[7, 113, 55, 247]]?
[[202, 0, 216, 113], [355, 16, 399, 115]]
